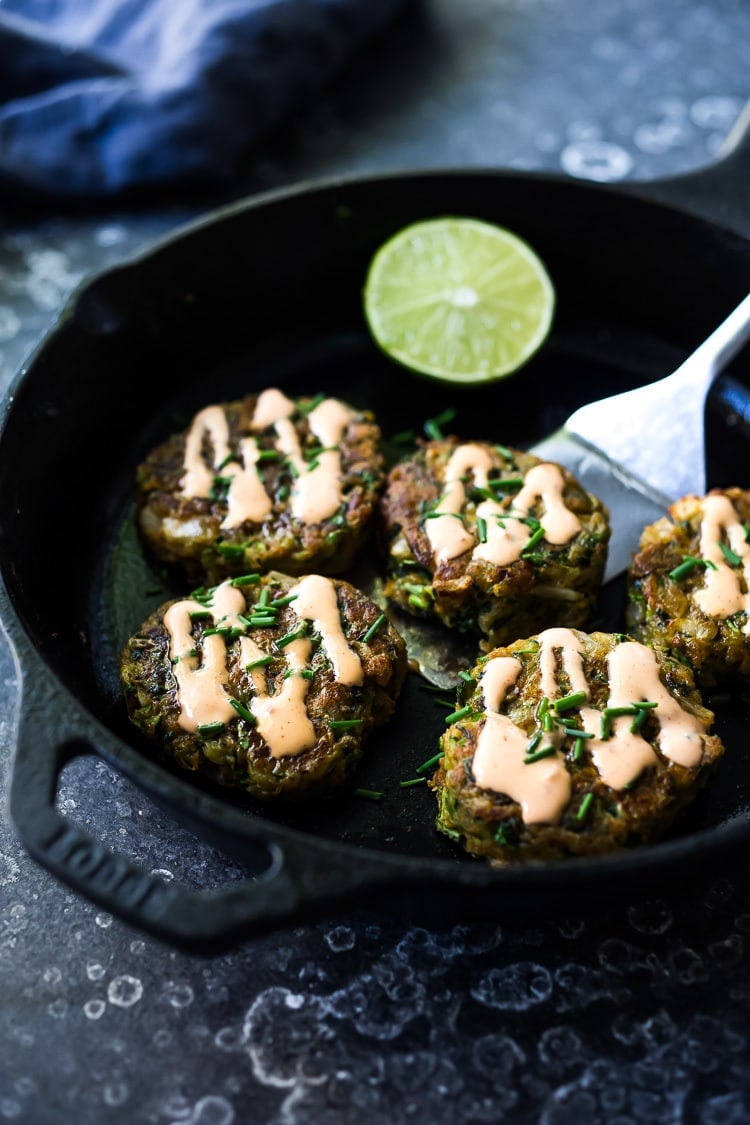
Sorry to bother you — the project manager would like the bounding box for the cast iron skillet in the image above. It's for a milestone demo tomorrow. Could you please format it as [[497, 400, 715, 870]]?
[[2, 109, 750, 951]]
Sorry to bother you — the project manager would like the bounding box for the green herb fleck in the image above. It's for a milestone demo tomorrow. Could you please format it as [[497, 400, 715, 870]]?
[[230, 573, 261, 587], [354, 787, 384, 801], [330, 719, 364, 731], [720, 542, 743, 567], [229, 699, 255, 724], [524, 745, 557, 764], [400, 777, 427, 788], [362, 613, 387, 644], [416, 751, 443, 775]]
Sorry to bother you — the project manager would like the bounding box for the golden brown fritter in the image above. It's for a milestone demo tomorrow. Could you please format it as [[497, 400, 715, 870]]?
[[379, 439, 610, 651], [627, 488, 750, 687], [119, 571, 408, 802], [136, 391, 385, 586], [430, 628, 723, 864]]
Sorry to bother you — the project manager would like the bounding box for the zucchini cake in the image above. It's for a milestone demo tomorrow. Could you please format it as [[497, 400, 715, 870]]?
[[627, 488, 750, 687], [119, 570, 408, 802], [136, 387, 385, 585], [379, 438, 610, 651], [430, 627, 723, 864]]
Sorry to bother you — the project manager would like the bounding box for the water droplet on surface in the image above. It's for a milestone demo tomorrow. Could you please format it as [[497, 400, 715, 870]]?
[[84, 999, 106, 1020], [324, 926, 356, 953], [471, 962, 552, 1010], [107, 975, 143, 1008], [560, 141, 633, 182]]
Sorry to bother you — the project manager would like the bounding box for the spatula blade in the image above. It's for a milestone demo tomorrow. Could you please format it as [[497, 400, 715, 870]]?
[[529, 429, 670, 583]]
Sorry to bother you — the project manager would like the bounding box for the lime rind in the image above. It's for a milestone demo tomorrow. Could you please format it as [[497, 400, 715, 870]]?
[[363, 216, 555, 384]]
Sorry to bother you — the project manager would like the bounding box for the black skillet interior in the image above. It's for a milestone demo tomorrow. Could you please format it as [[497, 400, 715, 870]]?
[[3, 169, 750, 946]]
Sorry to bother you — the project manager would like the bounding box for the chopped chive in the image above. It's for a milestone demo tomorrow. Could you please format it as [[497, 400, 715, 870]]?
[[330, 719, 364, 730], [560, 725, 594, 739], [354, 788, 384, 801], [391, 429, 416, 445], [524, 745, 557, 764], [720, 542, 743, 567], [256, 448, 280, 461], [552, 691, 587, 714], [495, 443, 513, 460], [247, 615, 278, 627], [444, 705, 472, 724], [277, 627, 307, 648], [424, 510, 465, 522], [216, 542, 247, 560], [604, 705, 639, 718], [197, 721, 225, 735], [270, 594, 299, 608], [300, 669, 314, 680], [490, 476, 524, 492], [630, 709, 649, 734], [362, 613, 387, 644], [285, 459, 299, 479], [576, 792, 594, 821], [522, 526, 546, 553], [229, 698, 255, 724], [573, 737, 585, 761], [423, 408, 456, 441], [217, 452, 239, 470], [257, 587, 270, 608], [476, 515, 488, 544], [435, 697, 458, 709], [400, 777, 427, 788], [526, 730, 543, 754], [669, 555, 704, 581], [458, 670, 474, 684], [408, 594, 430, 610], [189, 609, 212, 621], [277, 485, 290, 501], [230, 573, 261, 587], [416, 752, 443, 775], [297, 392, 326, 416], [246, 655, 273, 671], [633, 700, 658, 709], [536, 696, 550, 722], [744, 525, 750, 542]]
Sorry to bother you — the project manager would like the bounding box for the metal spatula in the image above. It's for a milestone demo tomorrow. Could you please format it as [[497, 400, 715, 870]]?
[[531, 292, 750, 582]]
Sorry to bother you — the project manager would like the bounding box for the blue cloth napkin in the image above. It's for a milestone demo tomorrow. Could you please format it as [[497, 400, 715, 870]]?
[[0, 0, 409, 199]]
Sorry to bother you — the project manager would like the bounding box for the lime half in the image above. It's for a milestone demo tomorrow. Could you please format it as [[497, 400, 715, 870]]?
[[363, 216, 555, 384]]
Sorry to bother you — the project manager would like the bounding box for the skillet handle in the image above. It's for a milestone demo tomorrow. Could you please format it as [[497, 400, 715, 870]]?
[[7, 668, 397, 950], [621, 99, 750, 238]]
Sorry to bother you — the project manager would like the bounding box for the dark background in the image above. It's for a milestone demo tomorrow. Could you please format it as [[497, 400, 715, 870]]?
[[1, 1, 750, 1122]]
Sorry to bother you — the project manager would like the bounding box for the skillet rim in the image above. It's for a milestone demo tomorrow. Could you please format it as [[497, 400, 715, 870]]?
[[2, 163, 750, 907]]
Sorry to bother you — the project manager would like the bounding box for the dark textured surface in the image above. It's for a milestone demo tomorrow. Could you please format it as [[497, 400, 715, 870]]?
[[2, 1, 750, 1122]]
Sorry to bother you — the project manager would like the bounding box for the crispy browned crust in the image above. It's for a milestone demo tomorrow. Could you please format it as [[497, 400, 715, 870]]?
[[430, 629, 724, 864], [378, 439, 610, 650], [136, 393, 385, 585], [626, 488, 750, 687], [119, 572, 408, 802]]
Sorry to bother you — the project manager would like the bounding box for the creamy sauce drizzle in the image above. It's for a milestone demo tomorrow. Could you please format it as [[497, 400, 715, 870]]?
[[241, 634, 317, 758], [178, 388, 353, 529], [693, 493, 750, 633], [164, 581, 247, 733], [163, 574, 362, 758], [288, 574, 363, 685], [424, 444, 580, 566], [472, 656, 572, 824], [470, 627, 708, 821]]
